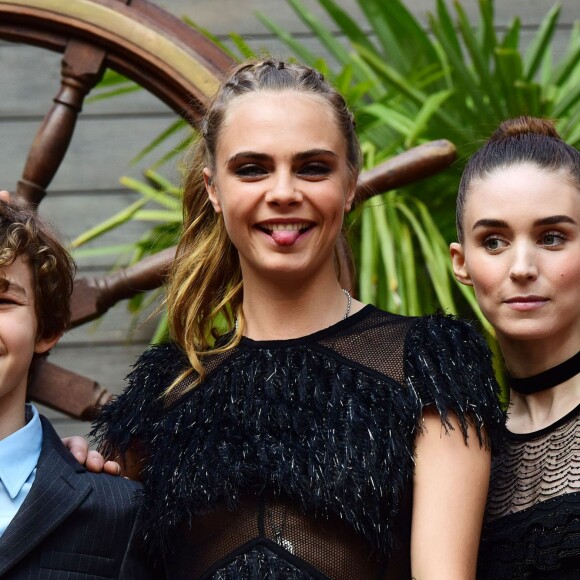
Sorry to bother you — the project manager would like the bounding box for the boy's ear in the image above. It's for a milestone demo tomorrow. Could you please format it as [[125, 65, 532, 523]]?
[[203, 168, 221, 213], [34, 333, 61, 355], [449, 242, 473, 286]]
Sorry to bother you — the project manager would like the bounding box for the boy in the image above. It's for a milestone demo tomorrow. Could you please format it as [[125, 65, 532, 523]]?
[[0, 199, 154, 579]]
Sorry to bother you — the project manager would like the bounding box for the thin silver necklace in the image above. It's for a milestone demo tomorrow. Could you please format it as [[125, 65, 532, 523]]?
[[342, 287, 352, 319], [235, 288, 352, 332]]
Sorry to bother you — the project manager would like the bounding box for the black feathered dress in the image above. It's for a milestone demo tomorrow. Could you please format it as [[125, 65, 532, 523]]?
[[93, 305, 503, 579]]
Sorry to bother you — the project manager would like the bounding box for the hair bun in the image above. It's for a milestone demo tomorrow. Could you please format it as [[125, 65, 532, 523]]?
[[491, 116, 561, 141]]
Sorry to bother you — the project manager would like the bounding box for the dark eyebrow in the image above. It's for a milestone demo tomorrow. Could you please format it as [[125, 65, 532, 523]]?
[[226, 151, 271, 165], [226, 149, 338, 165], [472, 218, 509, 231], [533, 215, 577, 227], [293, 149, 338, 162], [473, 215, 578, 232]]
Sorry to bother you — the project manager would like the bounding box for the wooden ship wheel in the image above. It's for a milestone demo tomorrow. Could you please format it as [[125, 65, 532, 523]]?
[[0, 0, 456, 420]]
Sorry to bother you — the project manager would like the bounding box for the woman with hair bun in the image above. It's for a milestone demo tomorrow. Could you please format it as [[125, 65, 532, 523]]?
[[450, 116, 580, 578], [89, 59, 503, 579]]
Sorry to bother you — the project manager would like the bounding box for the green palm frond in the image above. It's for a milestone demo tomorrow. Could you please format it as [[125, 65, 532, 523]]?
[[77, 0, 578, 350]]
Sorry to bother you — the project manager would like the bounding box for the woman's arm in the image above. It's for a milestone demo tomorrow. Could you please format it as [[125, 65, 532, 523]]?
[[411, 408, 491, 579]]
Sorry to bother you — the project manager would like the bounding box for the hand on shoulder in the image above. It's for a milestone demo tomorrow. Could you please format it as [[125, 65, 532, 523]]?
[[62, 435, 122, 475]]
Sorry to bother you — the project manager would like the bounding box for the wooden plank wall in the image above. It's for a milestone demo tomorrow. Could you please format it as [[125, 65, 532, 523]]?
[[0, 0, 577, 438]]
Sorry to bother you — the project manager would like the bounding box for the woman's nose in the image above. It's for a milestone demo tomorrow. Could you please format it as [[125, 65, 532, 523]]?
[[509, 244, 539, 281], [264, 173, 302, 205]]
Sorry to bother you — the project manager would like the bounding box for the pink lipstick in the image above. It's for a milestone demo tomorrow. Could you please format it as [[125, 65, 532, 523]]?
[[504, 296, 548, 311]]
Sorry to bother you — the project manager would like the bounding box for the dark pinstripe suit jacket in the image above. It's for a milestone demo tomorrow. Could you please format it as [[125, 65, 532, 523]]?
[[0, 416, 158, 579]]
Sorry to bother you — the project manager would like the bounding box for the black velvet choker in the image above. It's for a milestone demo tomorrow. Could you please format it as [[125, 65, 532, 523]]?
[[508, 350, 580, 394]]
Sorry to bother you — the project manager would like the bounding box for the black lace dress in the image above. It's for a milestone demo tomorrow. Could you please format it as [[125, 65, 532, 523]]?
[[93, 306, 503, 579], [478, 403, 580, 579]]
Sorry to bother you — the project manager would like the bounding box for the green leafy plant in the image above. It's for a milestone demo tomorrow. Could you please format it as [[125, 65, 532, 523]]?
[[255, 0, 580, 327], [72, 171, 182, 342], [76, 0, 580, 344]]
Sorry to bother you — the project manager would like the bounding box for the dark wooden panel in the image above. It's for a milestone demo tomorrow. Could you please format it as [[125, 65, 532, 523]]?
[[46, 342, 149, 395], [0, 114, 182, 192], [1, 1, 574, 118], [37, 342, 149, 438], [157, 0, 578, 34], [0, 44, 170, 116], [41, 416, 93, 439], [57, 294, 161, 345], [155, 0, 364, 35], [38, 190, 160, 268], [2, 23, 571, 126], [239, 27, 573, 65]]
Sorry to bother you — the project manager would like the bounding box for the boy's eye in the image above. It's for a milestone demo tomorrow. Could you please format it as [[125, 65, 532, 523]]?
[[483, 236, 507, 251], [541, 232, 566, 247], [0, 297, 17, 306]]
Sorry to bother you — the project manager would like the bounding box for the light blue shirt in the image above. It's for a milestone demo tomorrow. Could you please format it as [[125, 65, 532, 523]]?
[[0, 404, 42, 537]]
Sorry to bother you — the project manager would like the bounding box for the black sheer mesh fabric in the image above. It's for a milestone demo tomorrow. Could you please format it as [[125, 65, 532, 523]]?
[[317, 308, 412, 383], [92, 305, 502, 580], [168, 494, 395, 579], [486, 404, 580, 520], [478, 404, 580, 578]]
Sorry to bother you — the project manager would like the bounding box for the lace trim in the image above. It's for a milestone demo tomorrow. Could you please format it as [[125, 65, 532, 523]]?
[[479, 491, 580, 578], [486, 405, 580, 520]]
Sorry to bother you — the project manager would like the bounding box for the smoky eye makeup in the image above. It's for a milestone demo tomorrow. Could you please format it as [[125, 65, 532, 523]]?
[[295, 150, 339, 179], [298, 162, 332, 177], [233, 163, 268, 178]]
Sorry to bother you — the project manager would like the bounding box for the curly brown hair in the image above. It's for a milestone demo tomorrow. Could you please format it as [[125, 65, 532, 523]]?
[[0, 200, 75, 340]]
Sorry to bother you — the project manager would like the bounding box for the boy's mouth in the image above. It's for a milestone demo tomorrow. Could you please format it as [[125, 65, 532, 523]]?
[[257, 222, 312, 246]]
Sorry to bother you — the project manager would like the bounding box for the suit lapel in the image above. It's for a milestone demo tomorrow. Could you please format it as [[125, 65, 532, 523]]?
[[0, 416, 92, 576]]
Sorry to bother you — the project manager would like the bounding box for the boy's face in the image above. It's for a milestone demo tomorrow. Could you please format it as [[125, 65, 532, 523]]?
[[0, 255, 58, 439]]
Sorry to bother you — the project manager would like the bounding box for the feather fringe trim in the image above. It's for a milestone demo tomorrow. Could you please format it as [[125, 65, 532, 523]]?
[[405, 314, 504, 452], [92, 310, 504, 556]]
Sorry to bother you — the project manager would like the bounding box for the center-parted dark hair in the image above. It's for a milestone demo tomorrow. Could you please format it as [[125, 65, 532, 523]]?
[[165, 59, 362, 393], [0, 199, 75, 340], [456, 116, 580, 241]]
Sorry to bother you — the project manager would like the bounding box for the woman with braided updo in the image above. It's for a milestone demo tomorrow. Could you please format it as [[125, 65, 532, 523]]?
[[92, 59, 503, 579], [450, 117, 580, 578]]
